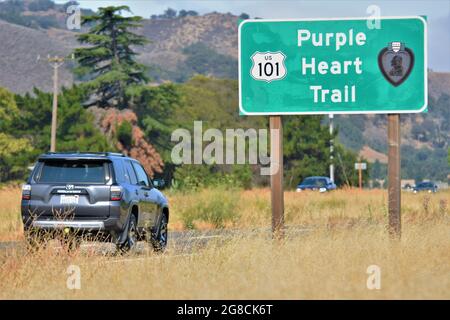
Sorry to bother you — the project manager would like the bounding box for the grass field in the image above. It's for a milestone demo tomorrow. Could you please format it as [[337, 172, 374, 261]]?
[[0, 187, 449, 299]]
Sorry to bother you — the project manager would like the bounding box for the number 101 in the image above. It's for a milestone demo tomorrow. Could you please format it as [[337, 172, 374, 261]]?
[[258, 62, 280, 77]]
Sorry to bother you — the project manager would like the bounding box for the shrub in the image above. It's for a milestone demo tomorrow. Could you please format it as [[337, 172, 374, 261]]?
[[116, 121, 133, 147], [173, 164, 253, 191], [178, 189, 240, 229]]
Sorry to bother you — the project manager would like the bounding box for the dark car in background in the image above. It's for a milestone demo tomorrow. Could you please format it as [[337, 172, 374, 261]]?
[[21, 152, 169, 252], [296, 176, 336, 192], [413, 181, 438, 193]]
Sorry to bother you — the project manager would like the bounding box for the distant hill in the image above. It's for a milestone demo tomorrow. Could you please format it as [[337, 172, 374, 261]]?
[[0, 9, 239, 92], [137, 13, 238, 81], [0, 19, 76, 93], [335, 72, 450, 155]]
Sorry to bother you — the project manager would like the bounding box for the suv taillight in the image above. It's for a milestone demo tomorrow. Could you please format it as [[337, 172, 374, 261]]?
[[22, 184, 31, 200], [110, 186, 122, 201]]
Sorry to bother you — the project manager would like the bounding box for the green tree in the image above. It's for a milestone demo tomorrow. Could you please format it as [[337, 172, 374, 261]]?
[[0, 133, 33, 182], [74, 6, 148, 108], [370, 159, 386, 180], [0, 87, 20, 132], [15, 86, 111, 154], [282, 114, 366, 189], [283, 115, 332, 188], [0, 87, 33, 182], [127, 83, 182, 162]]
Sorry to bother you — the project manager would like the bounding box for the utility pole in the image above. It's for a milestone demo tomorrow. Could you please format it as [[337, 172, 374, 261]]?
[[47, 55, 65, 152], [329, 114, 334, 182]]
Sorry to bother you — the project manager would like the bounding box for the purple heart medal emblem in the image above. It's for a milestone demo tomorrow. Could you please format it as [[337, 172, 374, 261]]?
[[378, 42, 414, 87]]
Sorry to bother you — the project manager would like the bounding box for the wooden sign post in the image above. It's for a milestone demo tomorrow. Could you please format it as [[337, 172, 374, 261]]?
[[270, 116, 284, 239], [388, 114, 401, 238], [359, 166, 363, 190]]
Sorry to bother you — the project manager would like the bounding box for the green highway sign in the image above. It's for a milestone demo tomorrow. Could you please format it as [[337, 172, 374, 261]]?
[[239, 17, 427, 115]]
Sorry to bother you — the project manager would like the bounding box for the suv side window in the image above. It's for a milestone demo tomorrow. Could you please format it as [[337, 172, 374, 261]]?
[[112, 160, 127, 183], [124, 160, 138, 185], [131, 162, 150, 187]]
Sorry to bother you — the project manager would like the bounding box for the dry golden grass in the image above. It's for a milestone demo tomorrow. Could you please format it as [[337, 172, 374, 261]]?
[[0, 186, 449, 299], [169, 187, 449, 230], [0, 187, 24, 241]]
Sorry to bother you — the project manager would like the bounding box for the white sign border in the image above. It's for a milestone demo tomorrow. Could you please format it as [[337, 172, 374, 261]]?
[[238, 16, 428, 115]]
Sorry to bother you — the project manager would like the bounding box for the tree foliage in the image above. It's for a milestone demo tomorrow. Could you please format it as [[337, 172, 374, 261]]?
[[0, 85, 111, 182], [99, 108, 164, 177], [283, 115, 331, 188], [15, 86, 111, 153], [0, 87, 33, 181], [0, 87, 19, 131], [127, 83, 182, 162], [0, 133, 33, 182], [74, 6, 148, 108]]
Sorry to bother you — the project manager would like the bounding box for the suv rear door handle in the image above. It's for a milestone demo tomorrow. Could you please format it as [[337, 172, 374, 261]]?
[[135, 189, 139, 195], [144, 192, 149, 197]]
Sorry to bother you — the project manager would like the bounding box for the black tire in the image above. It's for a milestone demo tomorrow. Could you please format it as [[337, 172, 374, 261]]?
[[151, 214, 168, 252], [118, 215, 138, 253]]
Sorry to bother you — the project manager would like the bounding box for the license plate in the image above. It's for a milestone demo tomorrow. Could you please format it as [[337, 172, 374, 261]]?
[[60, 195, 79, 205]]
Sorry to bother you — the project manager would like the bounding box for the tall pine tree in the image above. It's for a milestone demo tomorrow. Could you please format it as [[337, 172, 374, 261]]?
[[74, 6, 148, 108]]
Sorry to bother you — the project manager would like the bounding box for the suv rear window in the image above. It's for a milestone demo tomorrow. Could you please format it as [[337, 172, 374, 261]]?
[[36, 160, 109, 183]]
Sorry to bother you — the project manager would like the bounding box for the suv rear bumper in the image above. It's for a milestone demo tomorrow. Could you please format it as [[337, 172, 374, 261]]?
[[22, 199, 125, 231], [23, 215, 124, 235], [32, 220, 105, 230]]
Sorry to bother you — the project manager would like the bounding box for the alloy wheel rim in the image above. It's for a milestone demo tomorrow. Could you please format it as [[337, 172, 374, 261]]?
[[159, 220, 167, 246], [128, 221, 137, 247]]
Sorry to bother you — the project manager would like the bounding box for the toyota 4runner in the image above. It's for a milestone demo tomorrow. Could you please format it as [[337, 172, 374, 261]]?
[[21, 152, 169, 252]]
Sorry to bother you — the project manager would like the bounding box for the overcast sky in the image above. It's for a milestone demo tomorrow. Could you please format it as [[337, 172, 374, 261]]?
[[57, 0, 450, 71]]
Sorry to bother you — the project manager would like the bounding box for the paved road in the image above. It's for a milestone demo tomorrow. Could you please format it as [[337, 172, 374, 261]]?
[[0, 226, 312, 257]]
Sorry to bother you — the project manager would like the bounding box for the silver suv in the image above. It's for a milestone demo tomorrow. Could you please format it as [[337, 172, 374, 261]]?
[[21, 152, 169, 252]]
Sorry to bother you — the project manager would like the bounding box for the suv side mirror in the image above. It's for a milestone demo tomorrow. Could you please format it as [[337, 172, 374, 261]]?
[[153, 178, 166, 189]]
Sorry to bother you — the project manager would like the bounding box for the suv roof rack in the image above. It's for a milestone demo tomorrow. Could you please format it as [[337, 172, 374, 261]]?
[[44, 152, 125, 157]]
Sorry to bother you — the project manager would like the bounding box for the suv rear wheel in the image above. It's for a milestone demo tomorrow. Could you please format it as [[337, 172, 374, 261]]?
[[118, 214, 138, 253], [151, 214, 168, 252]]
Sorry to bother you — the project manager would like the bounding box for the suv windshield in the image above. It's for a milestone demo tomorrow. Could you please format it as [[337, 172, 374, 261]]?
[[301, 178, 327, 187], [418, 182, 433, 188], [37, 160, 108, 183]]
